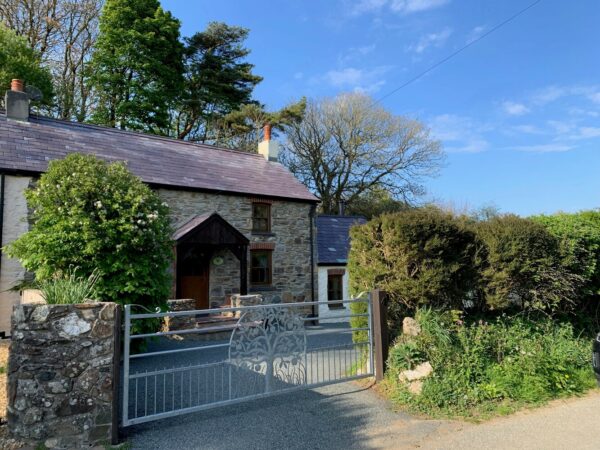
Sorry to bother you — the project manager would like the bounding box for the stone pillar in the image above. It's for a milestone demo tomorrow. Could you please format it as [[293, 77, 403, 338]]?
[[7, 303, 119, 449], [164, 298, 197, 331], [230, 294, 263, 319]]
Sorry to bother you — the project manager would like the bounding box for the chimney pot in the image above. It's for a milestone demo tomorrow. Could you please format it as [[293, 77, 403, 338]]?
[[11, 79, 24, 92], [263, 123, 272, 141]]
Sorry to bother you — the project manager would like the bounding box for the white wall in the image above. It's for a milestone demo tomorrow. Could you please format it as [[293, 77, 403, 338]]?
[[0, 175, 32, 335], [317, 265, 351, 322]]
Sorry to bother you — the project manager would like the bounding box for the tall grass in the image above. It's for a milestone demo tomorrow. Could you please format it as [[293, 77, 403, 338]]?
[[37, 270, 100, 304]]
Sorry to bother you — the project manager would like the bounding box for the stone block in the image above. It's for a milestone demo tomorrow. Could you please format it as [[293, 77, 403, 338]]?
[[402, 317, 421, 336]]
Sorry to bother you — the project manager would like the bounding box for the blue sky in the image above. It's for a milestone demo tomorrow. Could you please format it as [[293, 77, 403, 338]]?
[[163, 0, 600, 216]]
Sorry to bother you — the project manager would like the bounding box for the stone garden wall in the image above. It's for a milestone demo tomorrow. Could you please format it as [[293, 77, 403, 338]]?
[[7, 303, 119, 449]]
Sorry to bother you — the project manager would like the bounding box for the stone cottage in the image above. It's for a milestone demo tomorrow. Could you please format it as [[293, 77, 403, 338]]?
[[0, 80, 319, 336], [316, 214, 366, 321]]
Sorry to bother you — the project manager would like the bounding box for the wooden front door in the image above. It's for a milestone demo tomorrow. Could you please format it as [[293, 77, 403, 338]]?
[[178, 245, 211, 309]]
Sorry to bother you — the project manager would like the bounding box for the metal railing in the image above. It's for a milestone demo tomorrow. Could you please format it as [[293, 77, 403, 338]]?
[[121, 296, 373, 427]]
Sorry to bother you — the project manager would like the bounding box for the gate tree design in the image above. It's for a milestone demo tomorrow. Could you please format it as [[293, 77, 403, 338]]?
[[229, 306, 307, 397]]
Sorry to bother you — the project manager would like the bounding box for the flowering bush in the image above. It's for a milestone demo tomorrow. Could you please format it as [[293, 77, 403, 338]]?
[[6, 154, 173, 309]]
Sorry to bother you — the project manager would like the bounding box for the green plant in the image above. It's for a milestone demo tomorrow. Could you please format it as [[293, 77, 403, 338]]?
[[474, 215, 582, 314], [37, 269, 100, 304], [348, 207, 484, 337], [385, 309, 596, 419], [5, 154, 173, 311]]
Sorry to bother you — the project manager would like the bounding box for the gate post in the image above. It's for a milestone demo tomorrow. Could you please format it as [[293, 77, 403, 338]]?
[[371, 289, 389, 382], [111, 304, 122, 445]]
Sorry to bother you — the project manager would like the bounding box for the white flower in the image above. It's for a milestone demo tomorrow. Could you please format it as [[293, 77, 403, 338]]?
[[95, 201, 103, 209]]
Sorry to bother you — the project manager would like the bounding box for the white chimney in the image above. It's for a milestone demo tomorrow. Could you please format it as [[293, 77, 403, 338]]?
[[258, 123, 279, 162], [5, 79, 29, 121]]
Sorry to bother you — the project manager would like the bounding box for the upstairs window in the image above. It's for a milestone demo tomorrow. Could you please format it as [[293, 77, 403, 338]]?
[[250, 250, 272, 285], [252, 202, 271, 232]]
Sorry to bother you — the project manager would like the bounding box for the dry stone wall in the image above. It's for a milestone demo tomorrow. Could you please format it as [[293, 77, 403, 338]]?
[[7, 303, 118, 449]]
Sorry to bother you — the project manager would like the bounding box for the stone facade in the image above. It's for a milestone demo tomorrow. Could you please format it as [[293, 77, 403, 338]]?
[[7, 303, 118, 449], [0, 175, 33, 336], [0, 177, 317, 337], [159, 189, 317, 309]]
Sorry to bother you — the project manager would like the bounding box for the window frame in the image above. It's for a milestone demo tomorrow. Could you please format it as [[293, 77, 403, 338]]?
[[327, 273, 344, 308], [250, 249, 272, 286], [252, 202, 271, 233]]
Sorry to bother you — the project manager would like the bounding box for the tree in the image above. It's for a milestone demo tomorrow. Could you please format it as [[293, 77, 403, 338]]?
[[281, 93, 444, 214], [5, 154, 173, 309], [88, 0, 184, 133], [345, 186, 408, 219], [174, 22, 263, 141], [213, 99, 306, 152], [0, 0, 102, 120], [0, 23, 53, 106]]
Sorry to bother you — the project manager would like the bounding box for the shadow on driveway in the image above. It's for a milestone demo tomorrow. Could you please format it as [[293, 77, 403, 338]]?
[[123, 381, 409, 450]]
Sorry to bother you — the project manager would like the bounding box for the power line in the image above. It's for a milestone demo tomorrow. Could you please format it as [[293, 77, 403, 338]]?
[[374, 0, 543, 104]]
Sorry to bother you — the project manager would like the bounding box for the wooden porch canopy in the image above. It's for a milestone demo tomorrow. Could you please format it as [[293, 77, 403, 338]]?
[[173, 212, 249, 295]]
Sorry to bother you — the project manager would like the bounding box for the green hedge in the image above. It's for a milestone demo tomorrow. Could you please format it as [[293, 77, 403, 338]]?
[[475, 215, 581, 313], [348, 208, 483, 335], [532, 211, 600, 299]]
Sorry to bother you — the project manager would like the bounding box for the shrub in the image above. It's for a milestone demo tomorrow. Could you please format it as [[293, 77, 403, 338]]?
[[387, 310, 595, 418], [6, 154, 173, 310], [37, 269, 100, 304], [348, 208, 484, 334], [532, 211, 600, 299], [474, 215, 582, 313]]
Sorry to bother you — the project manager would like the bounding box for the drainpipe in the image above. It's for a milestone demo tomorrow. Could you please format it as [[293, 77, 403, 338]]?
[[0, 174, 4, 339], [309, 204, 316, 321]]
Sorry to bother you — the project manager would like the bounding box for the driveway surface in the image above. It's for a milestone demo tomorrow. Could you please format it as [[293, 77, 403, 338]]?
[[124, 381, 600, 450]]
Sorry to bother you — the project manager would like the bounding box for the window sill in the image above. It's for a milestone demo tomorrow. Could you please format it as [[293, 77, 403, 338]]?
[[251, 231, 276, 237]]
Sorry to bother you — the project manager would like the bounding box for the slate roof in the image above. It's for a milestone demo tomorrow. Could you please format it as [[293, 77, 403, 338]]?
[[0, 114, 318, 202], [316, 215, 367, 265]]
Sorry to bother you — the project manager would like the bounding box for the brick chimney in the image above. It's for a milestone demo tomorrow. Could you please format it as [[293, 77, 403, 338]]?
[[5, 79, 29, 121], [258, 123, 279, 162]]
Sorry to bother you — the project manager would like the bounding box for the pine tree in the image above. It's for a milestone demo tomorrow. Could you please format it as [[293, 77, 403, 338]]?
[[88, 0, 183, 134]]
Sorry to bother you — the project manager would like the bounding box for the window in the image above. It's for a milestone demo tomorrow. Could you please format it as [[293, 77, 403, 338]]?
[[327, 274, 344, 308], [252, 203, 271, 232], [250, 250, 272, 285]]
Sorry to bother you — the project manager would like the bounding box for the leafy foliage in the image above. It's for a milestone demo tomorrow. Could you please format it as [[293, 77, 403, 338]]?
[[282, 93, 444, 214], [174, 22, 263, 141], [37, 269, 100, 304], [348, 208, 484, 333], [345, 187, 408, 219], [0, 24, 53, 106], [386, 310, 595, 418], [88, 0, 184, 133], [5, 154, 173, 309], [532, 211, 600, 298], [475, 215, 582, 313]]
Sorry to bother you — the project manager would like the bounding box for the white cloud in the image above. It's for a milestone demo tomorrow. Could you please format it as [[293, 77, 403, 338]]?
[[320, 66, 390, 93], [532, 85, 600, 106], [429, 114, 490, 153], [466, 25, 486, 44], [511, 143, 574, 153], [293, 72, 304, 80], [502, 101, 530, 116], [407, 27, 452, 53], [338, 44, 376, 64], [351, 0, 449, 15], [569, 126, 600, 140], [390, 0, 450, 13]]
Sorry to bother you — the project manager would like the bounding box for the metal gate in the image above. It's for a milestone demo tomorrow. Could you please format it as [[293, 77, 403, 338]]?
[[121, 296, 374, 427]]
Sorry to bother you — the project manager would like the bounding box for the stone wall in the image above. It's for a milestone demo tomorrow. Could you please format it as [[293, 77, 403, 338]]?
[[159, 189, 317, 309], [0, 175, 33, 336], [7, 303, 119, 449]]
